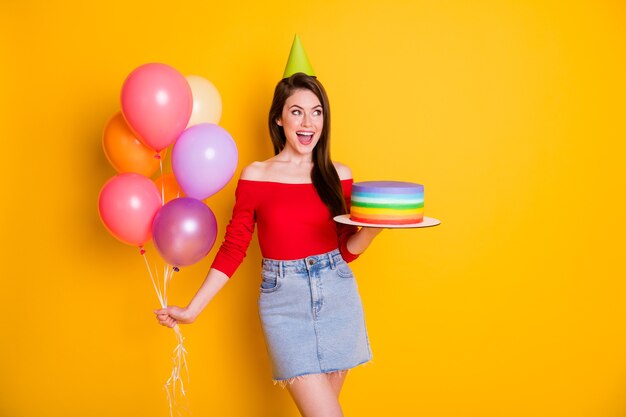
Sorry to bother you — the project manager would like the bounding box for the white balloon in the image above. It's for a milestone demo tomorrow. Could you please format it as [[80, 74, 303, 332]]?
[[185, 75, 223, 127]]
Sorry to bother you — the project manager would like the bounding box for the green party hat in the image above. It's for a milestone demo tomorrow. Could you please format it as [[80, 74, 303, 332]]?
[[283, 34, 316, 78]]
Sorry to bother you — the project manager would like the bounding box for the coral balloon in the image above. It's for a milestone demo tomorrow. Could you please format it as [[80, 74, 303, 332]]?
[[121, 63, 193, 151], [186, 75, 222, 127], [172, 123, 238, 200], [152, 198, 217, 267], [154, 173, 183, 204], [98, 173, 162, 247], [103, 112, 166, 176]]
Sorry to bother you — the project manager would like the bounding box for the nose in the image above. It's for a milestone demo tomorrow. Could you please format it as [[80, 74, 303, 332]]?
[[301, 113, 312, 127]]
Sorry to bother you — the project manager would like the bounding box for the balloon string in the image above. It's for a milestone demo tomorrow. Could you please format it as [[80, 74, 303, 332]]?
[[142, 252, 189, 416], [142, 251, 165, 307], [155, 261, 163, 303], [164, 324, 190, 416], [163, 276, 189, 417], [160, 158, 165, 206], [163, 264, 170, 306]]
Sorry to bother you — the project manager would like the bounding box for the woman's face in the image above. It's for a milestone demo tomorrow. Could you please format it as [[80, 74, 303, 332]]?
[[276, 88, 323, 156]]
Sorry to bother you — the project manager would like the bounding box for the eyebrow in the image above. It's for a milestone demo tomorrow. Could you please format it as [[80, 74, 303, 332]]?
[[288, 104, 323, 110]]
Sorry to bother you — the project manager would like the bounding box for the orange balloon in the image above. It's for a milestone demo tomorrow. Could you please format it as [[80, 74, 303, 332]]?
[[103, 112, 166, 177], [154, 173, 184, 204]]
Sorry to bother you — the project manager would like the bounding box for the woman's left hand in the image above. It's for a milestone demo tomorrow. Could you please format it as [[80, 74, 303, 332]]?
[[360, 227, 383, 237], [346, 226, 383, 255]]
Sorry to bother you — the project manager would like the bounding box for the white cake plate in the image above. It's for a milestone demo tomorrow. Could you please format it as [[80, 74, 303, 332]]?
[[333, 214, 441, 229]]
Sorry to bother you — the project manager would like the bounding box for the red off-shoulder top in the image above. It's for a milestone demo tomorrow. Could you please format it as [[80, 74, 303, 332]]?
[[210, 179, 359, 278]]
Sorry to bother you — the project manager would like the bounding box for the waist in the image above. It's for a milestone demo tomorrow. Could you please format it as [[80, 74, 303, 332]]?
[[256, 217, 340, 261], [262, 248, 343, 274]]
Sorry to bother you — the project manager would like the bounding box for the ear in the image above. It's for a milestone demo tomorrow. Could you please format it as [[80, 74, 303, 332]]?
[[276, 118, 283, 127]]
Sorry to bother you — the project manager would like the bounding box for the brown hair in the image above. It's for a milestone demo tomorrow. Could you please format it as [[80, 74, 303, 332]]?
[[268, 73, 347, 217]]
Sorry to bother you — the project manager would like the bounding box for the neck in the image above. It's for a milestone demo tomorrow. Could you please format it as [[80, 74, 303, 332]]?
[[277, 146, 314, 165]]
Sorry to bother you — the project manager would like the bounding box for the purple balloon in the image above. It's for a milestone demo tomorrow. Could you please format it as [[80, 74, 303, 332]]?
[[152, 198, 217, 267], [172, 123, 238, 200]]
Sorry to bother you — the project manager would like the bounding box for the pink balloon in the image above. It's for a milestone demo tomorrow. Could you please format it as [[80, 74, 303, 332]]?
[[98, 173, 163, 247], [152, 198, 217, 267], [172, 123, 238, 200], [121, 63, 193, 152]]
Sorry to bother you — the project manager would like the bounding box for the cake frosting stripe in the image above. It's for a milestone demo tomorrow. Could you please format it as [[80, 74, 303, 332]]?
[[351, 184, 419, 194], [351, 206, 424, 215], [350, 181, 425, 225], [351, 201, 424, 209], [350, 216, 423, 225], [351, 207, 424, 217], [352, 194, 422, 202], [351, 212, 424, 220]]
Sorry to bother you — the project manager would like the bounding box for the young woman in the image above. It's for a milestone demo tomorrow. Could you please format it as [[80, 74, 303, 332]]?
[[155, 73, 382, 417]]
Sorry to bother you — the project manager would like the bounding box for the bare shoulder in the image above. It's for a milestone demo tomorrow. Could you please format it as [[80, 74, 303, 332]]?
[[240, 161, 269, 181], [333, 161, 353, 180]]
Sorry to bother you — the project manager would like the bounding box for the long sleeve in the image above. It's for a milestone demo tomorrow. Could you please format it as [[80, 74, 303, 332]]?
[[210, 181, 257, 278], [338, 179, 360, 263]]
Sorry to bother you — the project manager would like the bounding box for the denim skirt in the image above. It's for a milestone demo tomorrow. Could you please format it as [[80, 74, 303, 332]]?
[[258, 248, 372, 383]]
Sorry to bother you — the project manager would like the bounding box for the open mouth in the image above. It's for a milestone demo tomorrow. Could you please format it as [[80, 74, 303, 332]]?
[[296, 131, 314, 145]]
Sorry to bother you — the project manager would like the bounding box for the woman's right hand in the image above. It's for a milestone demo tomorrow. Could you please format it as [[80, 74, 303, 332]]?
[[154, 306, 196, 328], [153, 268, 230, 328]]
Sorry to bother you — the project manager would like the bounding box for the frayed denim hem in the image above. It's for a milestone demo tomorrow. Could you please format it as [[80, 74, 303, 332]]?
[[271, 358, 373, 389]]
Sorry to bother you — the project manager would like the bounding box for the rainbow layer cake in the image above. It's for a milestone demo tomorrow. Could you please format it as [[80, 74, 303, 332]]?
[[350, 181, 424, 225]]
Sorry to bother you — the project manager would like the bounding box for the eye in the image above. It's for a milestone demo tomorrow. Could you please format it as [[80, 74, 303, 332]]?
[[291, 109, 301, 116], [313, 109, 323, 116]]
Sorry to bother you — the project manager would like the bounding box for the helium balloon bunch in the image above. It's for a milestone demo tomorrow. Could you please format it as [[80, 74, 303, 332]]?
[[98, 63, 237, 416]]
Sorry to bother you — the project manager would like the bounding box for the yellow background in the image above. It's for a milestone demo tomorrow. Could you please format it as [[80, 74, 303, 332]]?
[[1, 1, 625, 416]]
